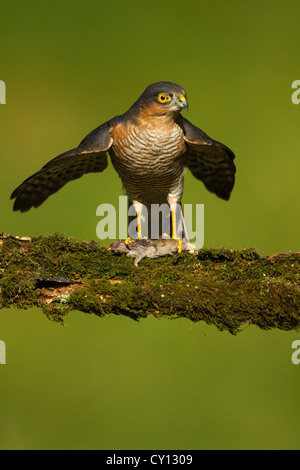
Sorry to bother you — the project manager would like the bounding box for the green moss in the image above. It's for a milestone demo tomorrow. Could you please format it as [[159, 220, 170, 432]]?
[[0, 233, 299, 334], [0, 270, 38, 309], [30, 233, 113, 278]]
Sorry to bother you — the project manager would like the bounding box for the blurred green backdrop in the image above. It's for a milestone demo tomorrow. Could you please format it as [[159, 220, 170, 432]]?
[[0, 0, 299, 450]]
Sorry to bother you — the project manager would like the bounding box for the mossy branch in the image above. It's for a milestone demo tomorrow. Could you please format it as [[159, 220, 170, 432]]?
[[0, 233, 299, 334]]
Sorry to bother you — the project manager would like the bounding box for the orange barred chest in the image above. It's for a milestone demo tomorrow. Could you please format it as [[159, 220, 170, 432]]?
[[109, 122, 186, 180]]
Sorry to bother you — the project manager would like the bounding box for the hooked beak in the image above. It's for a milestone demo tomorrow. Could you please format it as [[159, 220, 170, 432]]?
[[178, 94, 189, 111]]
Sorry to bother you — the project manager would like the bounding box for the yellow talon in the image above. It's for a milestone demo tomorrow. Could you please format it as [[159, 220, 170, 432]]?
[[170, 207, 182, 252], [186, 243, 196, 253], [136, 210, 142, 239], [177, 239, 182, 253], [125, 208, 143, 244]]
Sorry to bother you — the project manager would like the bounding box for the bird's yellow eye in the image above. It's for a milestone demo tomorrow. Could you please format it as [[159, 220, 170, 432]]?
[[157, 93, 171, 103]]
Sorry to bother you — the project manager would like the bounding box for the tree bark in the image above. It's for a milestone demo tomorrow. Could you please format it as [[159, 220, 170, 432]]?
[[0, 233, 299, 334]]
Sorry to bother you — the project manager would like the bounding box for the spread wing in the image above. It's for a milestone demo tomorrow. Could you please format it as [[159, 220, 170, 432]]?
[[181, 116, 236, 200], [11, 121, 113, 212]]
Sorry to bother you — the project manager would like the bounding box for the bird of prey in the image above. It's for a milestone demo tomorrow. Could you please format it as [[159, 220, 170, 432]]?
[[11, 81, 236, 249]]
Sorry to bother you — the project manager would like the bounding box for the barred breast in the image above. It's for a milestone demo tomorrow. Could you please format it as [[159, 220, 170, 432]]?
[[109, 119, 186, 202]]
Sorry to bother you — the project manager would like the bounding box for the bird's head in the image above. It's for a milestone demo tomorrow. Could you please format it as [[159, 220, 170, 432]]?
[[135, 81, 188, 119]]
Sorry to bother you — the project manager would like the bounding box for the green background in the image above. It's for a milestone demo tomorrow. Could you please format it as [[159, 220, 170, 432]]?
[[0, 0, 299, 449]]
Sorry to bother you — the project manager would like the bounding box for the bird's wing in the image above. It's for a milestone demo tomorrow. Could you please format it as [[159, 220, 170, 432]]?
[[180, 116, 236, 200], [11, 121, 113, 212]]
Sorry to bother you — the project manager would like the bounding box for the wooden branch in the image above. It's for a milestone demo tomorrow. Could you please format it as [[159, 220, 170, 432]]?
[[0, 233, 299, 334]]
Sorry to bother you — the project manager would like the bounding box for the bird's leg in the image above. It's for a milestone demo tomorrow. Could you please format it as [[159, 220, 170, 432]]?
[[169, 200, 182, 253], [134, 201, 144, 240], [180, 208, 196, 253], [136, 210, 142, 239], [126, 200, 143, 244]]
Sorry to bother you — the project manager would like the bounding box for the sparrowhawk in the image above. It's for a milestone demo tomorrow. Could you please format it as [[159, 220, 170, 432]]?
[[11, 81, 236, 248]]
